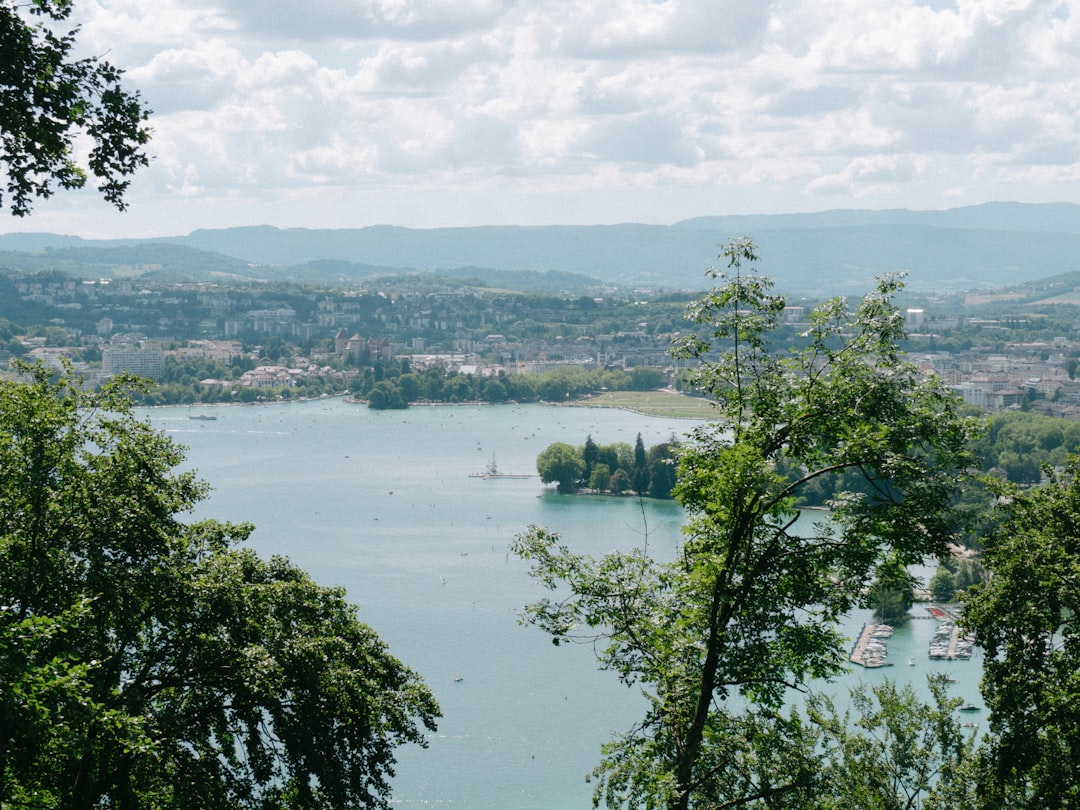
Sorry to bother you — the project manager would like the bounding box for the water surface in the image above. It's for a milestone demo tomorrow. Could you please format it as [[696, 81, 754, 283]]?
[[148, 399, 981, 809]]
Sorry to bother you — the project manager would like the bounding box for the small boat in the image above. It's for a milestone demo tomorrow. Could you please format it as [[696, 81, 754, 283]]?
[[469, 454, 533, 479], [907, 657, 916, 666], [189, 414, 218, 421], [960, 704, 981, 712]]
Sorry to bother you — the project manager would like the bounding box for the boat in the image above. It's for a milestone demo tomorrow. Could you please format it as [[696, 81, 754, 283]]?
[[907, 657, 916, 666], [189, 414, 218, 420], [960, 704, 981, 712], [469, 454, 533, 479]]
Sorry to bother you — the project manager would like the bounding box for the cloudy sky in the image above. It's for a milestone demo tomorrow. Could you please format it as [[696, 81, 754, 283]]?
[[8, 0, 1080, 237]]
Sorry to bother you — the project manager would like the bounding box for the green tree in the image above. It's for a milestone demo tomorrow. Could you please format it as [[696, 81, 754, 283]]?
[[588, 463, 612, 492], [808, 676, 978, 809], [954, 558, 984, 592], [0, 0, 151, 215], [481, 377, 508, 402], [597, 442, 631, 480], [963, 456, 1080, 808], [513, 241, 975, 810], [867, 553, 917, 625], [583, 434, 600, 483], [367, 379, 407, 409], [536, 442, 585, 494], [260, 336, 290, 363], [647, 440, 678, 500], [631, 433, 650, 494], [397, 372, 422, 402], [929, 566, 957, 602], [629, 366, 662, 391], [441, 373, 473, 402], [42, 325, 72, 346], [0, 364, 439, 809]]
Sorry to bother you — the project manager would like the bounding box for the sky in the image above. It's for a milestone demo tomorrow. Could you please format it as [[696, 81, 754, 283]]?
[[7, 0, 1080, 238]]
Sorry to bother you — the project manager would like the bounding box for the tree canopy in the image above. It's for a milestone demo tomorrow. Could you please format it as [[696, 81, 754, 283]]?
[[0, 364, 438, 809], [963, 457, 1080, 808], [514, 240, 977, 810], [534, 434, 679, 498], [0, 0, 151, 215]]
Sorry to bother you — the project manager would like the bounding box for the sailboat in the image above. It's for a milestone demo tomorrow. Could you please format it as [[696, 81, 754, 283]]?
[[468, 453, 533, 479]]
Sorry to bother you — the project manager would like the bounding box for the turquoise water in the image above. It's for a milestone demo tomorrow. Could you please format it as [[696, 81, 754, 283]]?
[[146, 399, 982, 809]]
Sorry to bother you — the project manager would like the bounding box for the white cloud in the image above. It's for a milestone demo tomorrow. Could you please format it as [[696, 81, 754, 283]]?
[[9, 0, 1080, 236]]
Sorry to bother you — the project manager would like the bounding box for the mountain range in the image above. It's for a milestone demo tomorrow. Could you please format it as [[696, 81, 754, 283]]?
[[2, 202, 1080, 295]]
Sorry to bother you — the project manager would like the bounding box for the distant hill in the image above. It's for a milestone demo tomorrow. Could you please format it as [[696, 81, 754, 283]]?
[[3, 202, 1080, 295], [674, 201, 1080, 233]]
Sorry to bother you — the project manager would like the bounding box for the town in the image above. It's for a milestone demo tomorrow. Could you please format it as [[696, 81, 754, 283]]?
[[5, 265, 1080, 418]]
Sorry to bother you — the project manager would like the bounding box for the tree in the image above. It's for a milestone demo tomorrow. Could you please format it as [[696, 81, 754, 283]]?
[[647, 440, 678, 499], [608, 468, 629, 495], [589, 463, 612, 492], [513, 240, 975, 810], [481, 377, 508, 403], [260, 336, 290, 363], [0, 364, 439, 809], [929, 566, 957, 602], [583, 435, 600, 483], [536, 442, 585, 493], [367, 379, 407, 409], [631, 433, 650, 494], [629, 366, 662, 391], [0, 0, 151, 215], [808, 676, 978, 809], [962, 456, 1080, 808], [867, 554, 917, 625]]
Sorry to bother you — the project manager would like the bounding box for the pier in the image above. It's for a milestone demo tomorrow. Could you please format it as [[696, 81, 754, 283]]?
[[850, 623, 895, 668]]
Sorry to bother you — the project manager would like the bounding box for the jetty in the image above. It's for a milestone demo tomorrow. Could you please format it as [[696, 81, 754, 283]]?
[[850, 623, 895, 668], [925, 606, 975, 659], [929, 619, 975, 660]]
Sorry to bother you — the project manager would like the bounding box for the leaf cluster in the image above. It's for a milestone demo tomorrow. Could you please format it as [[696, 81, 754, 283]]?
[[0, 363, 438, 808], [0, 0, 151, 215], [962, 460, 1080, 808], [515, 241, 978, 810]]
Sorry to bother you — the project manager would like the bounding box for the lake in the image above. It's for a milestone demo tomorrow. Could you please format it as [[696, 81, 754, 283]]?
[[146, 397, 982, 809]]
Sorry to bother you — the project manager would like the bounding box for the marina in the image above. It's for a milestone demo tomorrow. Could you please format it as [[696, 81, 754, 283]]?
[[929, 620, 976, 660], [850, 623, 895, 668], [850, 605, 979, 670]]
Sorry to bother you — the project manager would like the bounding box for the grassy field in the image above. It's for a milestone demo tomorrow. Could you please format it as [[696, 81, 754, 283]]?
[[566, 390, 717, 420]]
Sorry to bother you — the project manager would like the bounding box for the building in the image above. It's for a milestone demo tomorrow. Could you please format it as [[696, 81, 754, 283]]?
[[102, 340, 166, 379]]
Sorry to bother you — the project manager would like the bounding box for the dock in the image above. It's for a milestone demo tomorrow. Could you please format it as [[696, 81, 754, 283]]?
[[850, 623, 895, 668], [929, 619, 975, 660]]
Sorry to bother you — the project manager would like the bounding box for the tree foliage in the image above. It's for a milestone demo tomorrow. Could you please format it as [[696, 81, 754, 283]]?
[[807, 676, 978, 809], [536, 442, 585, 493], [0, 363, 438, 809], [963, 457, 1080, 809], [514, 240, 977, 810], [867, 553, 918, 625], [534, 435, 678, 497], [0, 0, 151, 215]]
